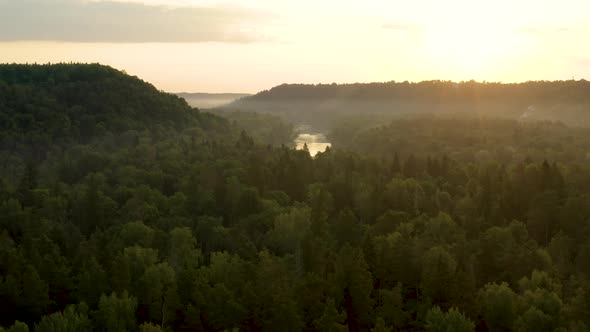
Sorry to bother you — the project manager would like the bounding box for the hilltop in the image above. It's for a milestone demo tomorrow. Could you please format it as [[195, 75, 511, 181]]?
[[0, 63, 230, 157]]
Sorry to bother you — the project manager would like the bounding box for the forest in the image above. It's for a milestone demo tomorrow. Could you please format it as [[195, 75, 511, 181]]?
[[1, 64, 590, 332], [227, 80, 590, 129]]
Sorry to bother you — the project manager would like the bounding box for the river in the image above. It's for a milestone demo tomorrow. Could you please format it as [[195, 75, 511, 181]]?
[[294, 125, 331, 157]]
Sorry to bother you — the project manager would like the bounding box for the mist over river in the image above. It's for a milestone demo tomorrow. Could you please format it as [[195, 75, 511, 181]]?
[[294, 125, 331, 156]]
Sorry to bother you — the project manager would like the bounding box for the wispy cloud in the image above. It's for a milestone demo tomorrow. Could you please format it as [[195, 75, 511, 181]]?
[[0, 0, 274, 43]]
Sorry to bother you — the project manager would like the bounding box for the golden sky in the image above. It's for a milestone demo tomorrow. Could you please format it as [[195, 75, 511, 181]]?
[[1, 0, 589, 92]]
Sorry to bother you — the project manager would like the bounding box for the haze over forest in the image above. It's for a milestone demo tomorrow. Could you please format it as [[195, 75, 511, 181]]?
[[2, 1, 590, 332]]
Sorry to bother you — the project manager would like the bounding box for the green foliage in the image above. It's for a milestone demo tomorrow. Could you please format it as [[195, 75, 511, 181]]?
[[515, 307, 556, 332], [425, 306, 475, 332], [376, 283, 405, 329], [34, 304, 92, 332], [371, 317, 390, 332], [2, 64, 590, 331], [3, 322, 29, 332], [478, 282, 518, 331], [138, 323, 164, 332], [140, 262, 178, 325], [517, 288, 563, 332], [95, 292, 137, 332], [421, 246, 457, 305], [314, 298, 347, 332], [334, 245, 373, 331], [265, 206, 311, 255]]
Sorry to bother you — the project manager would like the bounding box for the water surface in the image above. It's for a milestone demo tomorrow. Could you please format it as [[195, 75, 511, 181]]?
[[294, 125, 331, 156]]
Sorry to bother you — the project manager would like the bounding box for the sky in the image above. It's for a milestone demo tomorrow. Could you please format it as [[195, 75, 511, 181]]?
[[1, 0, 590, 93]]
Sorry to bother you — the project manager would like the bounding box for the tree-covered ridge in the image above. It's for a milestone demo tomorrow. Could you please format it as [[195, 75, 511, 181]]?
[[1, 65, 590, 332], [243, 80, 590, 103], [230, 80, 590, 128], [0, 64, 230, 156]]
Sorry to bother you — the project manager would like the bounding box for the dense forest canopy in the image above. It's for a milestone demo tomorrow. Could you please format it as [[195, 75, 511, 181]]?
[[330, 116, 590, 165], [1, 64, 590, 332]]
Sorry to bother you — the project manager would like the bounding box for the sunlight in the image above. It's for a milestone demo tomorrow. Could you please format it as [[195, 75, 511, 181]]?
[[421, 23, 523, 77]]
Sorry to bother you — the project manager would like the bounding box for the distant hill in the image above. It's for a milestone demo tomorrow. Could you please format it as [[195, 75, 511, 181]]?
[[177, 92, 250, 109], [227, 80, 590, 128]]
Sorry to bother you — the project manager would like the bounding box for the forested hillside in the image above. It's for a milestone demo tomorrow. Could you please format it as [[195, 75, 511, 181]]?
[[0, 64, 230, 157], [228, 80, 590, 128], [1, 65, 590, 332], [245, 81, 590, 103]]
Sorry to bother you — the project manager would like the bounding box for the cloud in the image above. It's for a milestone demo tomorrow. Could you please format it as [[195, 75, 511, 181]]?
[[0, 0, 274, 43]]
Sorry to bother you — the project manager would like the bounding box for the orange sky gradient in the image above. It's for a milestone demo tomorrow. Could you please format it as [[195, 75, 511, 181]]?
[[1, 0, 589, 93]]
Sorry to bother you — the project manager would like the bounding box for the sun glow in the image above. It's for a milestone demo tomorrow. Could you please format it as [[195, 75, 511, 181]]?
[[2, 0, 590, 91], [421, 23, 528, 78]]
